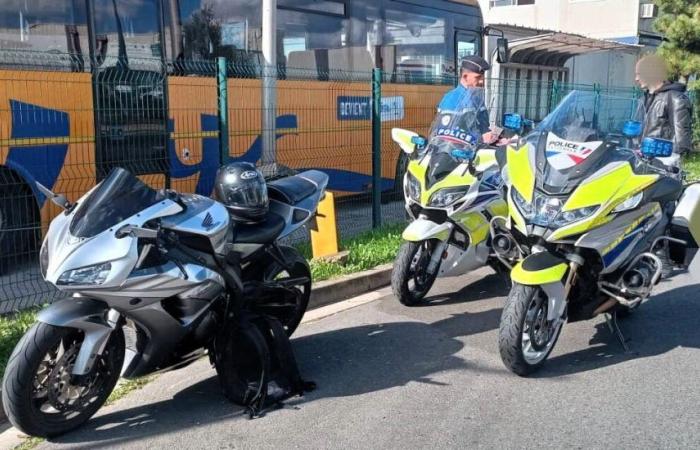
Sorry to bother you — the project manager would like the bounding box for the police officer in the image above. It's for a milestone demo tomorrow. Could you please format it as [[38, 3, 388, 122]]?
[[438, 55, 498, 144]]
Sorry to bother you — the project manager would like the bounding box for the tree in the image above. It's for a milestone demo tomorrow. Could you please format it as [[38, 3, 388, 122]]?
[[182, 4, 222, 60], [654, 0, 700, 79]]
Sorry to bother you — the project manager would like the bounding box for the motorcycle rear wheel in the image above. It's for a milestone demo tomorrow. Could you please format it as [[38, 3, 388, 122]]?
[[214, 319, 270, 407], [499, 283, 563, 376], [2, 322, 124, 437], [258, 246, 311, 336], [391, 240, 439, 306]]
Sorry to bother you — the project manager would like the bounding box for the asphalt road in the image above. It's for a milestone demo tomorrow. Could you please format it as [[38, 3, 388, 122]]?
[[33, 262, 700, 450]]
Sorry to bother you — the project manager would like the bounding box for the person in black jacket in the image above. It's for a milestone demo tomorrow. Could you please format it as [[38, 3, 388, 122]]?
[[635, 54, 694, 156]]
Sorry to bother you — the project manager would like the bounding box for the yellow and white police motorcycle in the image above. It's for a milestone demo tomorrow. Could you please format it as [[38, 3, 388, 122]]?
[[495, 90, 699, 375], [390, 87, 510, 306]]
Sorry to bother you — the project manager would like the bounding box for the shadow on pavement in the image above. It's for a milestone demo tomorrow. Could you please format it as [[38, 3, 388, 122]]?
[[418, 271, 510, 307], [47, 309, 501, 447], [536, 283, 700, 377]]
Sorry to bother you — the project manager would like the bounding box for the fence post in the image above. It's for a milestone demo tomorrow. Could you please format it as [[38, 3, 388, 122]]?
[[548, 79, 559, 114], [371, 68, 382, 229], [217, 57, 229, 165]]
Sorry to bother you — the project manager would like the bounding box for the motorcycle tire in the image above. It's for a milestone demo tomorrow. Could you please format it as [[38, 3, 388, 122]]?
[[215, 319, 271, 407], [391, 241, 439, 306], [2, 322, 124, 437], [498, 283, 563, 376], [260, 246, 311, 336]]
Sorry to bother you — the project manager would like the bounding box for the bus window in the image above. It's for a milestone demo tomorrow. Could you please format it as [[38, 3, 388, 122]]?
[[455, 29, 480, 75], [0, 0, 88, 71], [93, 0, 163, 70], [383, 8, 450, 83], [170, 0, 378, 77]]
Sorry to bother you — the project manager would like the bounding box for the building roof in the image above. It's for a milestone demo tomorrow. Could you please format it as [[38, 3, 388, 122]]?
[[506, 31, 641, 67]]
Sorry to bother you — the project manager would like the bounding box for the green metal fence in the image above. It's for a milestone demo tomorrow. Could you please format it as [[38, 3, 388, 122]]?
[[0, 54, 643, 312]]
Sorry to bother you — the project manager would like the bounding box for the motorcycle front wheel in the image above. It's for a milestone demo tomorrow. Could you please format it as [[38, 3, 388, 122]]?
[[498, 283, 563, 376], [391, 240, 440, 306], [2, 322, 124, 437]]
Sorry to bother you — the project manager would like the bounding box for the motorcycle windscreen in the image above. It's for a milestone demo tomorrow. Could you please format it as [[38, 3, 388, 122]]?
[[430, 86, 490, 152], [70, 167, 164, 238], [531, 90, 645, 194]]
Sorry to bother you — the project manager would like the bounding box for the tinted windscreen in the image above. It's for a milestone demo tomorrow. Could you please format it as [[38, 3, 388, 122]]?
[[70, 168, 163, 238]]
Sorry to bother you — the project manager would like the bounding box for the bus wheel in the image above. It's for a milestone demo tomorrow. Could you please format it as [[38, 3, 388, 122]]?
[[0, 171, 40, 275]]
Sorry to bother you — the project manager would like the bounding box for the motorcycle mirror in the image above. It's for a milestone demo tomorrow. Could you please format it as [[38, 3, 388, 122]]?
[[502, 113, 523, 131], [391, 128, 423, 155], [497, 38, 509, 64], [622, 120, 643, 138], [116, 224, 159, 240], [641, 137, 674, 158], [451, 148, 476, 162], [35, 181, 71, 210]]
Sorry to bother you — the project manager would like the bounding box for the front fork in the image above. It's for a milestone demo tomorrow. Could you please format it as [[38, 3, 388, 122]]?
[[37, 298, 121, 376], [424, 240, 448, 277], [542, 259, 581, 322]]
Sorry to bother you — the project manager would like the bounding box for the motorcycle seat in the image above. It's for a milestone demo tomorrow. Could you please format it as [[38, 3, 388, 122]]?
[[268, 176, 316, 205], [232, 211, 286, 244]]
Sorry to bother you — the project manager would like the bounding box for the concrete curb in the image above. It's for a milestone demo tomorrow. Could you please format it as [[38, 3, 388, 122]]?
[[308, 263, 393, 310], [0, 263, 395, 431]]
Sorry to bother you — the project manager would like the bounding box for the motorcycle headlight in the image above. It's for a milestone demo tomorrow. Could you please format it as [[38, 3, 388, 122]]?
[[405, 172, 421, 202], [513, 189, 599, 228], [57, 262, 111, 286], [612, 192, 643, 213], [552, 205, 599, 227], [429, 187, 468, 207], [39, 239, 49, 279], [511, 188, 534, 218]]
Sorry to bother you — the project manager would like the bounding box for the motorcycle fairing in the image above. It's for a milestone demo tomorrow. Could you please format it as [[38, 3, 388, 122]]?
[[402, 219, 451, 242], [575, 202, 662, 272], [511, 252, 568, 286], [547, 161, 659, 241], [43, 197, 183, 288], [511, 252, 569, 321], [544, 132, 602, 171]]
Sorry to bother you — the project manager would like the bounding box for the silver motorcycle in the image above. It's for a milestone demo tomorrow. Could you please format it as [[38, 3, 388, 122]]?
[[2, 167, 327, 437]]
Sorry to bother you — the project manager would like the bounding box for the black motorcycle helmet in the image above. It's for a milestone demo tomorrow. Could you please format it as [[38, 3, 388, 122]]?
[[214, 162, 269, 222]]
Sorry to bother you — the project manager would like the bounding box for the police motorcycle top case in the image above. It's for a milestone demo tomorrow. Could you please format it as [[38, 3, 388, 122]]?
[[390, 87, 508, 306], [496, 90, 700, 375]]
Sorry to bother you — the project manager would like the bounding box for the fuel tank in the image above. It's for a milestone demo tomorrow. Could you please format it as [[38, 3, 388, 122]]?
[[161, 194, 230, 254]]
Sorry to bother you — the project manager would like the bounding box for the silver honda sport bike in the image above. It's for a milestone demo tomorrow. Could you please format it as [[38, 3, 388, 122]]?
[[2, 165, 327, 437]]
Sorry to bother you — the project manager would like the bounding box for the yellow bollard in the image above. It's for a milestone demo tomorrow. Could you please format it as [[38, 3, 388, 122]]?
[[310, 191, 341, 259]]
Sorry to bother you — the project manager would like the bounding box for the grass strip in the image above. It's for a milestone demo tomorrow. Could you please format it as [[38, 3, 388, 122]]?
[[0, 309, 39, 376], [684, 153, 700, 181], [297, 223, 405, 282]]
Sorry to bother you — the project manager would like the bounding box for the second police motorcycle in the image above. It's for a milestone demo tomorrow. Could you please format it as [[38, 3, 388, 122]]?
[[493, 90, 700, 375], [390, 87, 514, 306]]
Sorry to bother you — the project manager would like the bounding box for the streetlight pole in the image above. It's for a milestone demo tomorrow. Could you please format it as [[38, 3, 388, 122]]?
[[261, 0, 277, 176]]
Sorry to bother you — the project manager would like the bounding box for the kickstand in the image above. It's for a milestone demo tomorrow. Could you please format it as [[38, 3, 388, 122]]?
[[605, 312, 630, 353]]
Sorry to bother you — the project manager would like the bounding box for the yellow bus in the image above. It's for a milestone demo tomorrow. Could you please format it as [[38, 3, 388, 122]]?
[[0, 0, 484, 271]]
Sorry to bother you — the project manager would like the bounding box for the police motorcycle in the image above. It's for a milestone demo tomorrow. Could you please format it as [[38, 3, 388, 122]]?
[[494, 90, 699, 375], [2, 163, 327, 437], [390, 87, 510, 306]]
